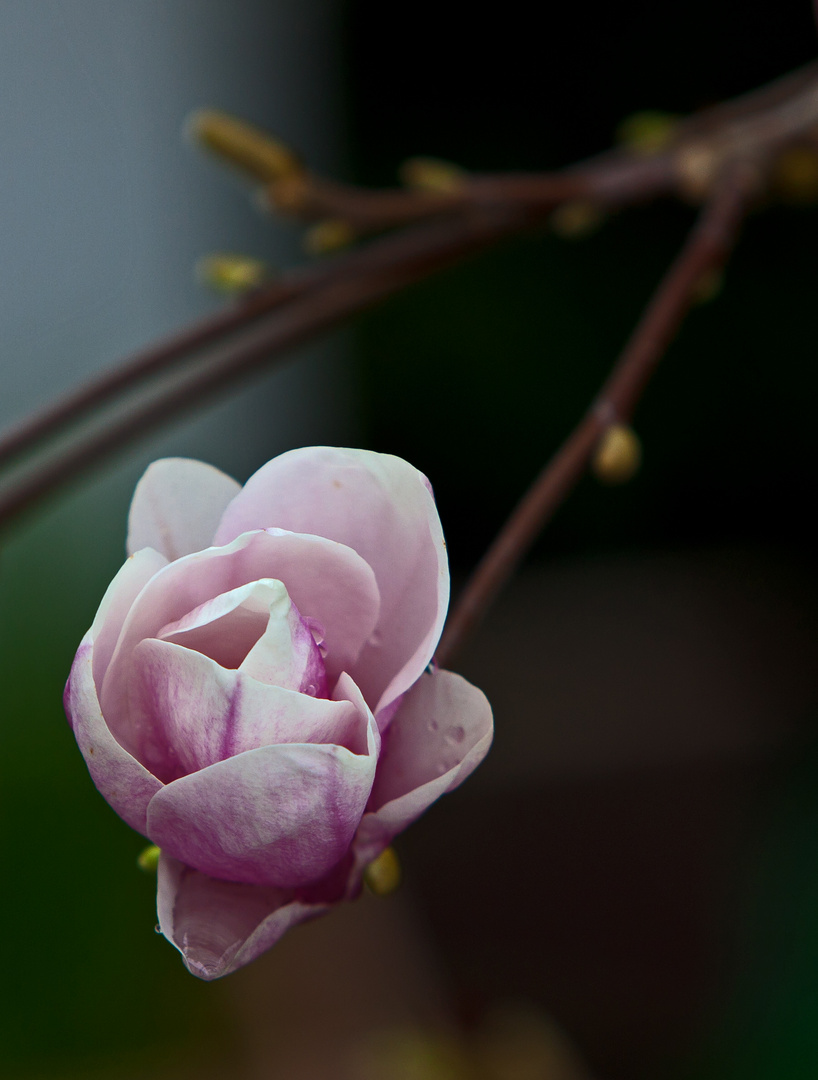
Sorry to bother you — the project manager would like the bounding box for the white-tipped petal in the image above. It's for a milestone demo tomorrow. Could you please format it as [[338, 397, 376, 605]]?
[[128, 458, 241, 560]]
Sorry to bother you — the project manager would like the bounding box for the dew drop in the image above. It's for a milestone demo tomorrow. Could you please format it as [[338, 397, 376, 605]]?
[[435, 762, 447, 775], [427, 719, 439, 732], [446, 724, 466, 745], [154, 924, 163, 935], [306, 683, 317, 697], [370, 630, 383, 647]]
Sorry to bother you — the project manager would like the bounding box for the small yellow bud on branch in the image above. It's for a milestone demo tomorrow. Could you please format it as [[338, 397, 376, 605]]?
[[363, 846, 401, 896], [772, 144, 818, 203], [137, 844, 161, 873], [592, 424, 642, 484], [399, 156, 467, 194], [196, 254, 268, 294], [304, 219, 357, 255], [550, 200, 604, 239], [617, 110, 680, 157], [188, 109, 303, 184], [691, 266, 723, 304]]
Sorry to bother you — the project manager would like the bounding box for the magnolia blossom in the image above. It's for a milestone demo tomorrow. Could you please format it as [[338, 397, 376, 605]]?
[[64, 447, 492, 979]]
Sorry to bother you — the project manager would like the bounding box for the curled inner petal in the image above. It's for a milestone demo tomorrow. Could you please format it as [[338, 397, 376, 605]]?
[[157, 578, 327, 696], [128, 641, 366, 780]]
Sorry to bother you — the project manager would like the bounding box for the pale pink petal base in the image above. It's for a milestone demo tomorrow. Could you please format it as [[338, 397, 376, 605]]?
[[127, 458, 241, 560], [157, 854, 328, 981], [352, 668, 493, 869]]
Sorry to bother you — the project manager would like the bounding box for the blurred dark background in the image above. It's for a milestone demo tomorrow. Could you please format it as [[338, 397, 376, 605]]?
[[2, 1, 818, 1078]]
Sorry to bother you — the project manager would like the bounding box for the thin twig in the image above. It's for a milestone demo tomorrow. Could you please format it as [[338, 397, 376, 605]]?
[[0, 209, 530, 477], [0, 205, 527, 531], [436, 163, 760, 669], [263, 63, 818, 232], [0, 64, 814, 525], [0, 279, 304, 469]]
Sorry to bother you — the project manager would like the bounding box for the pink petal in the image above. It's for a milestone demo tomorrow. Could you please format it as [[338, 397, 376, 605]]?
[[352, 668, 493, 867], [64, 636, 162, 836], [89, 547, 168, 689], [101, 529, 379, 749], [212, 447, 448, 718], [145, 675, 379, 887], [127, 458, 241, 560], [157, 854, 327, 980], [157, 578, 326, 695], [128, 640, 367, 780]]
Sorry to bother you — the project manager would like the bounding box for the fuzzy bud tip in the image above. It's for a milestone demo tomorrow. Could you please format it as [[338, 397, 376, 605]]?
[[617, 110, 679, 156], [187, 109, 302, 184], [399, 156, 467, 194], [137, 844, 161, 873], [363, 846, 401, 896], [592, 424, 642, 485], [196, 253, 267, 294], [304, 219, 356, 255]]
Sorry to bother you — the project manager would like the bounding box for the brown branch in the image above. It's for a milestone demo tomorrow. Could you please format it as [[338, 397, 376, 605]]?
[[263, 63, 818, 233], [0, 207, 528, 477], [0, 205, 528, 531], [0, 157, 674, 488], [0, 278, 306, 469], [435, 163, 760, 670], [0, 63, 815, 528]]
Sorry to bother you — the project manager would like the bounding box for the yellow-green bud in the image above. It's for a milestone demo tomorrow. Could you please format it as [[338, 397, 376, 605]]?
[[187, 109, 303, 184], [137, 844, 161, 873], [399, 156, 467, 194], [772, 145, 818, 203], [363, 846, 401, 896], [550, 200, 604, 239], [616, 110, 680, 156], [691, 267, 723, 305], [592, 424, 642, 485], [304, 219, 356, 255], [196, 253, 268, 294]]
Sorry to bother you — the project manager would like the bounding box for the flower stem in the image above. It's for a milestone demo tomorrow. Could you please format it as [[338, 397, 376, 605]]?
[[436, 163, 759, 669]]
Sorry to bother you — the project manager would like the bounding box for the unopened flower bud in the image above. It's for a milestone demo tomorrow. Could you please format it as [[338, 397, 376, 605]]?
[[196, 254, 268, 294], [363, 846, 401, 896], [399, 156, 467, 194], [616, 111, 679, 156], [304, 219, 356, 255], [550, 200, 604, 239], [187, 109, 303, 184], [772, 145, 818, 203], [675, 143, 722, 202], [592, 424, 642, 484], [691, 267, 723, 305], [137, 844, 161, 873]]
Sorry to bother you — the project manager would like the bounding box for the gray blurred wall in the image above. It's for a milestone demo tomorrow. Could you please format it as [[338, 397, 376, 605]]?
[[0, 0, 351, 491]]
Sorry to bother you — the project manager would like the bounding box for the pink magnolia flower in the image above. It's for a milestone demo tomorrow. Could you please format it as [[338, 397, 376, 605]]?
[[65, 447, 492, 979]]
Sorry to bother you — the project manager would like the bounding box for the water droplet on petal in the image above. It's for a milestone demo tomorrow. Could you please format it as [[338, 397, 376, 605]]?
[[435, 762, 447, 776], [154, 924, 163, 935], [306, 683, 317, 696], [428, 719, 439, 732], [446, 725, 466, 744]]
